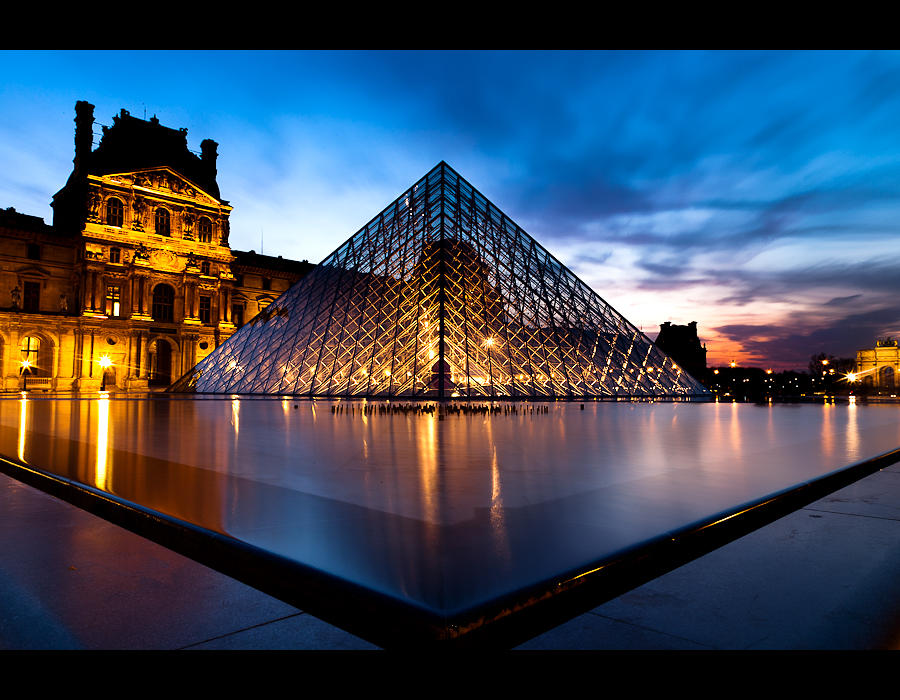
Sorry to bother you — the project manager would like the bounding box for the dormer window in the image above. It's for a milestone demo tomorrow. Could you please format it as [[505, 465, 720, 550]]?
[[106, 197, 124, 227], [155, 207, 171, 237], [198, 217, 213, 243]]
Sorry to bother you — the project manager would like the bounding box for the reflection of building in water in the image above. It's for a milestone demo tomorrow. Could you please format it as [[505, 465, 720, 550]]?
[[176, 162, 709, 399], [654, 321, 707, 383], [0, 101, 313, 392], [855, 337, 900, 389]]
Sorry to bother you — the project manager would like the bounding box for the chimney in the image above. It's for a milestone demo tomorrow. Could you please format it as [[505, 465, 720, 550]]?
[[73, 100, 95, 176], [201, 138, 218, 178]]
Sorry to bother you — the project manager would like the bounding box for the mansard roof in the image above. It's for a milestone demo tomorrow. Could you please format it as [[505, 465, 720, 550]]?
[[87, 110, 221, 200]]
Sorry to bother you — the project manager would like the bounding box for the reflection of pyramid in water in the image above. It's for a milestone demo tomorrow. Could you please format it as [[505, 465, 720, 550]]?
[[173, 162, 709, 398]]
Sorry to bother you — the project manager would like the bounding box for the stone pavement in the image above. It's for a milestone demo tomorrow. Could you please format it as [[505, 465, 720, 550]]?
[[2, 461, 900, 651]]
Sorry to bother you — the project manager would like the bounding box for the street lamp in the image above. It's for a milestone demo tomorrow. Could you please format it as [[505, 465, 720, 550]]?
[[99, 355, 112, 391], [20, 359, 31, 391]]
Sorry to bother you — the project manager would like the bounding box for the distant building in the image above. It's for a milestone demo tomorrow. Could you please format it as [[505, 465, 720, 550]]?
[[654, 321, 707, 382], [855, 337, 900, 390], [0, 101, 313, 392]]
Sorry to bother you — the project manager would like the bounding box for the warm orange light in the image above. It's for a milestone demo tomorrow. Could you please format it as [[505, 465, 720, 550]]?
[[821, 359, 829, 365], [20, 359, 31, 370], [846, 372, 857, 382], [729, 361, 736, 368], [765, 368, 773, 374], [484, 336, 495, 347], [98, 355, 112, 369], [713, 369, 719, 375]]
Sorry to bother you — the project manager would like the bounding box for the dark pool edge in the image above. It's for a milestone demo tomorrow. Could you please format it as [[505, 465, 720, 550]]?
[[441, 445, 900, 649], [0, 453, 448, 650], [2, 445, 899, 650]]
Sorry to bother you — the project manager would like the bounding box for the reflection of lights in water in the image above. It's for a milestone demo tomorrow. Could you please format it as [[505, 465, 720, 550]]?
[[417, 411, 437, 523], [846, 396, 859, 461], [231, 398, 240, 437], [729, 400, 742, 453], [486, 420, 510, 560], [17, 395, 27, 463], [95, 394, 110, 490], [821, 400, 833, 458]]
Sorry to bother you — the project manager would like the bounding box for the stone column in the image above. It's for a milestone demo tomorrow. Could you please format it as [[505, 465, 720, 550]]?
[[95, 274, 105, 315], [83, 271, 94, 311], [141, 333, 150, 380], [142, 278, 151, 317]]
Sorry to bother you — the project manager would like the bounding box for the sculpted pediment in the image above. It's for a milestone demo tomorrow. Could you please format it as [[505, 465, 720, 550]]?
[[97, 168, 222, 206], [15, 264, 51, 278], [148, 249, 181, 272]]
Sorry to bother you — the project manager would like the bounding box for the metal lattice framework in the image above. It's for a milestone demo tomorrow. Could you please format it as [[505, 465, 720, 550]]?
[[171, 162, 709, 398]]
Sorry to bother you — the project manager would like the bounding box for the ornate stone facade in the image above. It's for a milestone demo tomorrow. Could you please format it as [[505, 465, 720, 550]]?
[[0, 102, 312, 393], [855, 338, 900, 390]]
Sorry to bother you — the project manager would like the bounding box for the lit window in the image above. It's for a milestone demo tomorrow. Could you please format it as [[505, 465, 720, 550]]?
[[106, 285, 121, 317], [20, 335, 40, 365]]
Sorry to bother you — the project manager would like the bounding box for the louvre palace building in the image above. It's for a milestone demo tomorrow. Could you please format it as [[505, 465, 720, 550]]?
[[0, 101, 313, 392]]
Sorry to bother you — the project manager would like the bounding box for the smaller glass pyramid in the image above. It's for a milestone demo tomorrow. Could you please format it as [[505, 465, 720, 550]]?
[[171, 162, 709, 399]]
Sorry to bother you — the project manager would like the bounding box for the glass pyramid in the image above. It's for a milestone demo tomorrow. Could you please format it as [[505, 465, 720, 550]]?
[[172, 162, 709, 399]]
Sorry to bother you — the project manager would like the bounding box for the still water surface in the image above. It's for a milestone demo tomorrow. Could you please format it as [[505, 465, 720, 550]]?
[[1, 397, 897, 614]]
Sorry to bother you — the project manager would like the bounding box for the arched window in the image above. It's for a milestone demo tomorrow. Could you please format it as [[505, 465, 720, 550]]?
[[198, 217, 213, 243], [106, 197, 124, 227], [20, 335, 47, 376], [155, 207, 171, 237], [880, 366, 895, 388], [152, 283, 175, 323]]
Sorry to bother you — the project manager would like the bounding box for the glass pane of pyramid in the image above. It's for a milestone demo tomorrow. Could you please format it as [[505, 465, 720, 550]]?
[[172, 162, 709, 398]]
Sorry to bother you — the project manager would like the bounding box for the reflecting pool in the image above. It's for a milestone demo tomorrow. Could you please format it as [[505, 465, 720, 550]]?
[[1, 396, 898, 619]]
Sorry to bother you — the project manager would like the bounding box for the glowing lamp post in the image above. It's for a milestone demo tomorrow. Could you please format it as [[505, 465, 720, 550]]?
[[99, 355, 112, 391], [20, 359, 31, 391]]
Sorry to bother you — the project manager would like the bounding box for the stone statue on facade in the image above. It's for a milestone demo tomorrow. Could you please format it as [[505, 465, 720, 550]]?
[[11, 285, 20, 310], [87, 191, 101, 222], [132, 197, 145, 231], [183, 213, 194, 240]]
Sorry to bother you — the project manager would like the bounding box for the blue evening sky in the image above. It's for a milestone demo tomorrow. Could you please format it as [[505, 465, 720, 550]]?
[[3, 49, 900, 370]]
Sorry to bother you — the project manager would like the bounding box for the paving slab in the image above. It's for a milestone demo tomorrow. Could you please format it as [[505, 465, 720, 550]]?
[[0, 472, 375, 650], [518, 468, 900, 650]]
